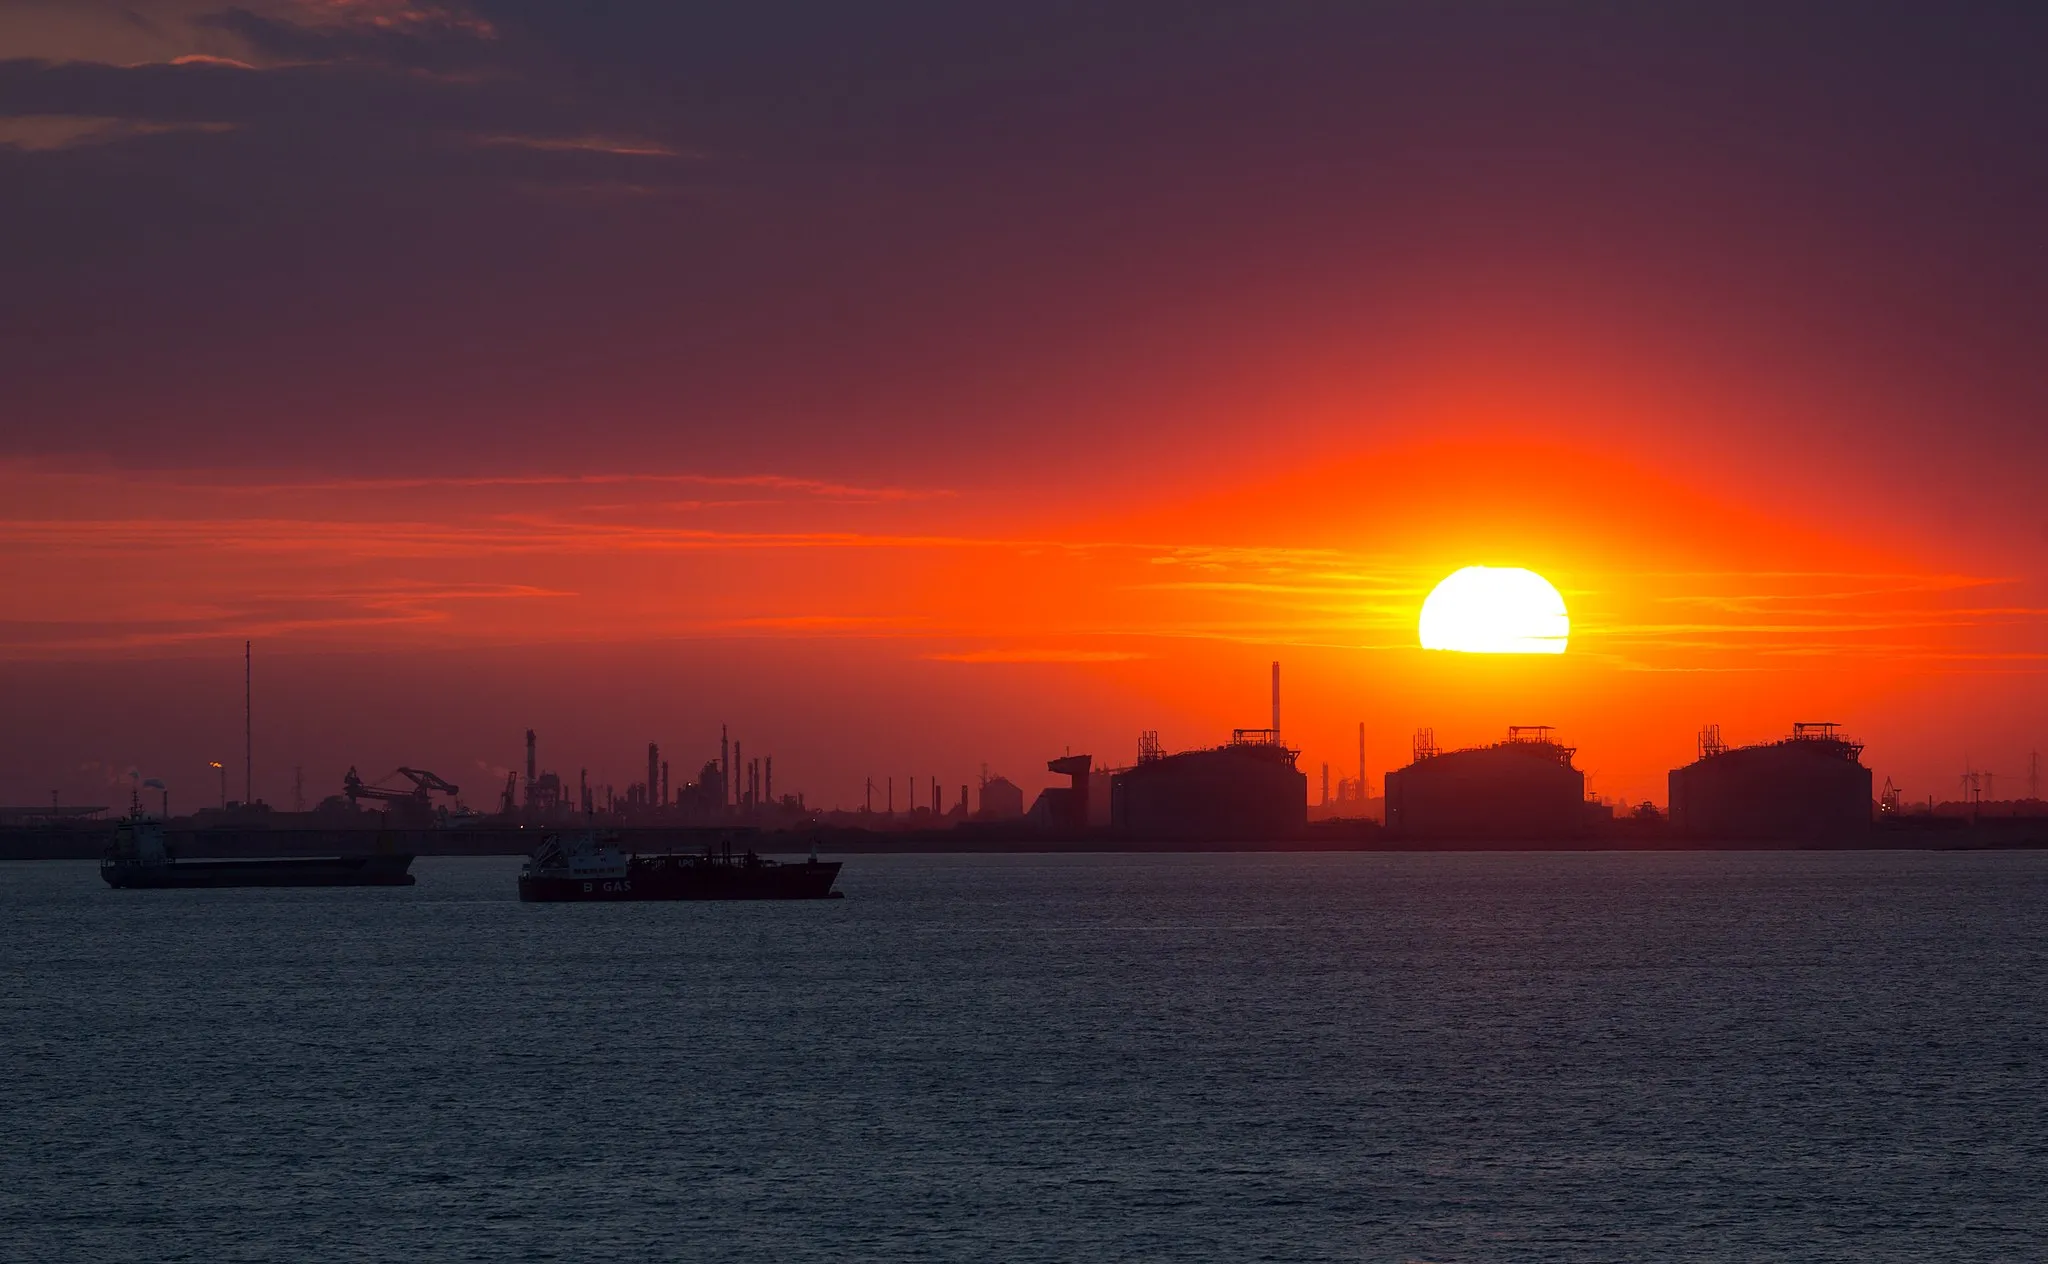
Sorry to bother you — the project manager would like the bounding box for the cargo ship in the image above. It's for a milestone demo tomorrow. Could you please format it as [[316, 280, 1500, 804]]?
[[99, 811, 416, 888], [517, 830, 842, 901]]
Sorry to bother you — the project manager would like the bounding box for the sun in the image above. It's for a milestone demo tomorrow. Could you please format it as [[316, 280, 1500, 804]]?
[[1418, 566, 1569, 654]]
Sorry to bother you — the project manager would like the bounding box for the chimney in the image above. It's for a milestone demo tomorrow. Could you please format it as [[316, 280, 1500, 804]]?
[[525, 729, 537, 810], [1270, 661, 1280, 738]]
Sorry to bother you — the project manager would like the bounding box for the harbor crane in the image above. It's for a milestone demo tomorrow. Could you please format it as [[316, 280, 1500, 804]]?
[[342, 766, 462, 813]]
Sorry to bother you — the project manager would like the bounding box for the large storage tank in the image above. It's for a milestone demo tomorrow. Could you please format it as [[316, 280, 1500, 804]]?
[[1384, 727, 1588, 841], [1109, 736, 1307, 840], [1668, 723, 1872, 843]]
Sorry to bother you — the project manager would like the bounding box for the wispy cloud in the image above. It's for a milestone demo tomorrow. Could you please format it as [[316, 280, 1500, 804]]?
[[723, 615, 931, 633], [120, 468, 954, 502], [165, 55, 259, 70], [0, 114, 236, 151], [205, 0, 500, 58], [475, 133, 689, 158], [297, 0, 497, 38], [0, 581, 565, 655], [0, 517, 1023, 557], [0, 460, 2031, 672], [925, 649, 1149, 663]]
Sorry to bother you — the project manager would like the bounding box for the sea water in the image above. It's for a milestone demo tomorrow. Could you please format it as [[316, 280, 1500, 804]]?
[[3, 851, 2043, 1262]]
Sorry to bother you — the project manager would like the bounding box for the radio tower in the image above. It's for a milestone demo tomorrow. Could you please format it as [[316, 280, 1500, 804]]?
[[244, 640, 253, 805], [2031, 751, 2041, 802]]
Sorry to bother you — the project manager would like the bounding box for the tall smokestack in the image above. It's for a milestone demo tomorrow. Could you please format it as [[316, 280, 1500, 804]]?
[[764, 756, 772, 808], [648, 743, 660, 813], [244, 640, 252, 805], [1358, 722, 1366, 800], [721, 726, 730, 809], [1270, 660, 1280, 738], [660, 760, 670, 808], [525, 729, 537, 811]]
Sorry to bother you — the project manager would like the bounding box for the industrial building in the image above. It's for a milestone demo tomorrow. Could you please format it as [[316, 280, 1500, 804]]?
[[1029, 754, 1095, 830], [1384, 726, 1588, 840], [1668, 723, 1873, 843]]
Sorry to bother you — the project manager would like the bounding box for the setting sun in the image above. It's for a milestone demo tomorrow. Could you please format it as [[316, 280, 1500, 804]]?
[[1418, 566, 1570, 654]]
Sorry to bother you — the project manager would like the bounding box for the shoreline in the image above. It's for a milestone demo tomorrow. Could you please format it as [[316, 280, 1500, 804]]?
[[4, 823, 2043, 862]]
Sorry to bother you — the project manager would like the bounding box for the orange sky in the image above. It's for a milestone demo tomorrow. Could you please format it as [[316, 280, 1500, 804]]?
[[5, 4, 2047, 810], [4, 435, 2041, 811]]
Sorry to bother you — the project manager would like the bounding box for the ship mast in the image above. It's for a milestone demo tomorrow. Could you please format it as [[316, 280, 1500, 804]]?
[[244, 640, 252, 806]]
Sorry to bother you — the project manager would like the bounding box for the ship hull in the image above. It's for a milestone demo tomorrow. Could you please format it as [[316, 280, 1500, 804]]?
[[101, 854, 418, 888], [518, 858, 842, 902]]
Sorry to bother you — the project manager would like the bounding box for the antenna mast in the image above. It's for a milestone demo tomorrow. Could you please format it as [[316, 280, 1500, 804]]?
[[244, 640, 252, 805]]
